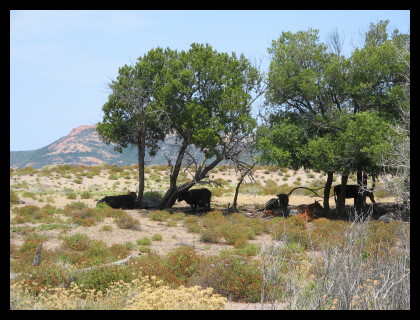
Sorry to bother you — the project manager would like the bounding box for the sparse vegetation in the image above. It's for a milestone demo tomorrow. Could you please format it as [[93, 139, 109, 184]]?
[[10, 164, 409, 310]]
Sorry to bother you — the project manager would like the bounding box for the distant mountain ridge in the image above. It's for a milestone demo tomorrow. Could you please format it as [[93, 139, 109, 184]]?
[[10, 125, 180, 169]]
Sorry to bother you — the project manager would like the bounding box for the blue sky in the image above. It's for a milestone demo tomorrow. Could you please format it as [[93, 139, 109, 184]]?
[[10, 10, 410, 151]]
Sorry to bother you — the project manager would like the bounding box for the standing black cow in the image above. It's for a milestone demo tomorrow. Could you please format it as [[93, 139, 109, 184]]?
[[176, 188, 212, 213], [333, 185, 375, 204], [97, 191, 137, 209]]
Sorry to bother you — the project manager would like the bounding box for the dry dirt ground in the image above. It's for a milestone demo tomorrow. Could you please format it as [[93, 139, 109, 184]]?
[[10, 166, 395, 310]]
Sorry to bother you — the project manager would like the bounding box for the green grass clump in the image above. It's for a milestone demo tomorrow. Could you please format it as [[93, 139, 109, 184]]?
[[60, 233, 93, 251], [116, 215, 140, 230], [136, 237, 152, 246], [10, 190, 20, 204], [11, 205, 61, 224], [148, 210, 171, 222]]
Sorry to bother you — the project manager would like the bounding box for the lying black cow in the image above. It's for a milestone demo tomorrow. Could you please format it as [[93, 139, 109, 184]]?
[[333, 185, 375, 204], [258, 193, 289, 216], [176, 188, 212, 213], [97, 191, 137, 209]]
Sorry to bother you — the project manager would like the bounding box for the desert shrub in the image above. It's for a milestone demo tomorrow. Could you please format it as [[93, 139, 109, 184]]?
[[116, 215, 140, 230], [200, 227, 224, 243], [11, 204, 60, 224], [209, 187, 225, 197], [74, 265, 133, 292], [151, 234, 163, 241], [136, 237, 152, 246], [10, 190, 20, 204], [276, 183, 295, 195], [95, 204, 126, 218], [100, 225, 113, 232], [125, 241, 136, 250], [169, 212, 185, 221], [17, 234, 49, 257], [201, 210, 224, 228], [12, 205, 41, 222], [73, 178, 83, 184], [284, 219, 410, 310], [65, 201, 88, 210], [185, 222, 202, 234], [310, 218, 349, 250], [61, 233, 93, 251], [70, 208, 102, 226], [12, 264, 71, 296], [240, 215, 269, 236], [269, 215, 311, 248], [10, 225, 36, 235], [82, 240, 117, 266], [235, 243, 261, 256], [143, 190, 163, 199], [16, 167, 39, 176], [80, 191, 91, 199], [166, 220, 178, 227], [219, 223, 254, 247], [165, 246, 203, 284], [66, 193, 77, 199], [363, 221, 399, 258], [148, 210, 171, 222], [199, 211, 228, 243], [124, 284, 226, 310], [151, 164, 169, 171], [130, 254, 182, 286], [139, 244, 151, 252], [262, 184, 282, 195], [190, 253, 262, 302], [257, 241, 312, 304]]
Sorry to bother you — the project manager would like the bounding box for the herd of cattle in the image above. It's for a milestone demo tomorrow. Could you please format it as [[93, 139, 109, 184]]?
[[97, 185, 375, 222]]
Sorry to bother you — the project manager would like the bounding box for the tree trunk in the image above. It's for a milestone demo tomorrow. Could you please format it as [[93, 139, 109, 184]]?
[[323, 170, 334, 216], [136, 129, 146, 208], [159, 155, 224, 210], [337, 174, 348, 217], [158, 139, 189, 209], [232, 170, 247, 212]]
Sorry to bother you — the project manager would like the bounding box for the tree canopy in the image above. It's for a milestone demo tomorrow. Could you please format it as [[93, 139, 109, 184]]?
[[97, 43, 263, 208], [257, 21, 409, 214], [96, 20, 409, 214]]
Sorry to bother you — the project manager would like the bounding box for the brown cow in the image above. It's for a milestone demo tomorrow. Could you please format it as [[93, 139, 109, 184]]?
[[296, 200, 323, 222], [298, 209, 315, 222]]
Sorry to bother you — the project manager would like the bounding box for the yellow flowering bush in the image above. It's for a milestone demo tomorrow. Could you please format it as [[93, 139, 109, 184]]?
[[11, 275, 226, 310], [124, 285, 227, 310]]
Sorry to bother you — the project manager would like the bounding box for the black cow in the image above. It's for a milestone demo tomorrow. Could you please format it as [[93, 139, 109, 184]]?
[[333, 185, 375, 204], [176, 188, 212, 213], [258, 194, 289, 216], [258, 198, 279, 211], [277, 193, 289, 216], [97, 192, 137, 209]]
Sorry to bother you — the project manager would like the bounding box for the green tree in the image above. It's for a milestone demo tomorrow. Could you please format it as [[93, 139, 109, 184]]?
[[156, 43, 263, 209], [97, 48, 173, 206], [98, 44, 263, 210], [258, 22, 409, 216]]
